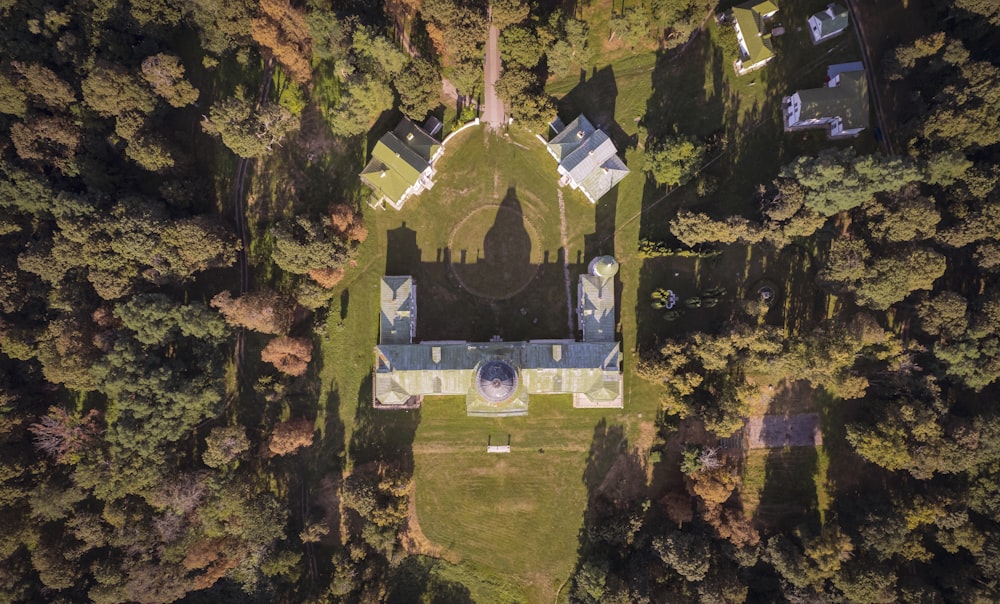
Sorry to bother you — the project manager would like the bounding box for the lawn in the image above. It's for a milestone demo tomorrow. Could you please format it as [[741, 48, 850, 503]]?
[[411, 395, 655, 603], [316, 121, 662, 599], [376, 126, 597, 342], [315, 0, 886, 594], [741, 446, 824, 530]]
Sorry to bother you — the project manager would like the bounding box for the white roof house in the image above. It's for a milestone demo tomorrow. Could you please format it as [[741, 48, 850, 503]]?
[[545, 115, 629, 203], [808, 4, 849, 44]]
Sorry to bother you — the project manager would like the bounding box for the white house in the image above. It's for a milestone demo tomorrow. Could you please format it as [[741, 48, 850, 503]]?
[[808, 3, 849, 44], [360, 118, 444, 210], [783, 62, 869, 138], [544, 115, 629, 203], [732, 0, 780, 75]]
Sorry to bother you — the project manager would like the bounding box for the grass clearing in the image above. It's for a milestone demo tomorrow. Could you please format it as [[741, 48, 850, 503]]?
[[316, 0, 888, 589], [316, 122, 661, 599], [741, 446, 823, 530], [411, 395, 651, 603]]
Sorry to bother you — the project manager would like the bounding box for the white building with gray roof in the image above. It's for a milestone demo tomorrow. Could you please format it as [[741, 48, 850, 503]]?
[[373, 258, 623, 415], [545, 115, 629, 203]]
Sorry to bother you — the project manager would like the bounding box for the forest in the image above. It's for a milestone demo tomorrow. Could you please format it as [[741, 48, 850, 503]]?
[[0, 0, 998, 601]]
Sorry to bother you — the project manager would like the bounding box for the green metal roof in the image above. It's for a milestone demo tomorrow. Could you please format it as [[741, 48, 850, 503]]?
[[373, 340, 622, 413], [795, 70, 869, 130], [734, 0, 778, 68], [372, 263, 624, 414], [360, 118, 439, 206]]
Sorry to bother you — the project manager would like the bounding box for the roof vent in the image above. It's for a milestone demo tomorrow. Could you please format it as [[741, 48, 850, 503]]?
[[576, 130, 584, 138], [380, 170, 387, 178], [406, 132, 414, 141], [588, 149, 595, 155]]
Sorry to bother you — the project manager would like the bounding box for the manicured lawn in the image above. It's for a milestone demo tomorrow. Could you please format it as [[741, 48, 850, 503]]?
[[318, 122, 661, 599], [411, 395, 654, 603], [316, 0, 887, 592], [377, 126, 598, 342]]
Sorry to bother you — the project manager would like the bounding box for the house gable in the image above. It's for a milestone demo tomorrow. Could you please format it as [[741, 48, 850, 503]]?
[[545, 114, 629, 203], [784, 66, 869, 137], [733, 0, 779, 73], [360, 118, 439, 209], [809, 3, 849, 42]]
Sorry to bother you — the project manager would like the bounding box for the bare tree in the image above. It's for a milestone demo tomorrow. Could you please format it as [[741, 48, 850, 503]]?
[[698, 446, 722, 470], [29, 407, 101, 461]]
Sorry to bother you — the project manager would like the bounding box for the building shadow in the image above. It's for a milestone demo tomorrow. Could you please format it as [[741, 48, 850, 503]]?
[[557, 66, 635, 154], [383, 187, 603, 342], [480, 186, 532, 282]]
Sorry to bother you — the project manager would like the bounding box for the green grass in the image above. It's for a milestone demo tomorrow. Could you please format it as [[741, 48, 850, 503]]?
[[318, 246, 381, 446], [741, 446, 823, 531], [411, 395, 653, 603], [314, 0, 888, 589], [315, 123, 662, 599], [374, 126, 597, 342]]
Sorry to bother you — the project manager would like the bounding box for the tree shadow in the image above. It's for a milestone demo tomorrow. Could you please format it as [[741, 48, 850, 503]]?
[[349, 375, 421, 473], [385, 556, 475, 604], [568, 419, 649, 599], [752, 445, 820, 533], [339, 289, 349, 321]]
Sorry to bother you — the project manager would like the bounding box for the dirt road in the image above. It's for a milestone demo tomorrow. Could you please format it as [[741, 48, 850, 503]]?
[[483, 23, 505, 130]]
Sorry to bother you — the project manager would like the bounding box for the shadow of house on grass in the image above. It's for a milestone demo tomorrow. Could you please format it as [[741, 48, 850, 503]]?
[[383, 186, 610, 343], [556, 65, 631, 262]]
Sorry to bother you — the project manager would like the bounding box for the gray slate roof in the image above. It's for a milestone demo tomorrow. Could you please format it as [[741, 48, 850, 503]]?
[[376, 340, 620, 373], [380, 276, 415, 345], [548, 114, 597, 160], [547, 115, 629, 202], [579, 274, 615, 342]]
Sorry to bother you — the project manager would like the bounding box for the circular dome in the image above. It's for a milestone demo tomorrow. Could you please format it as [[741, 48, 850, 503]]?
[[590, 255, 619, 280], [476, 361, 518, 403]]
